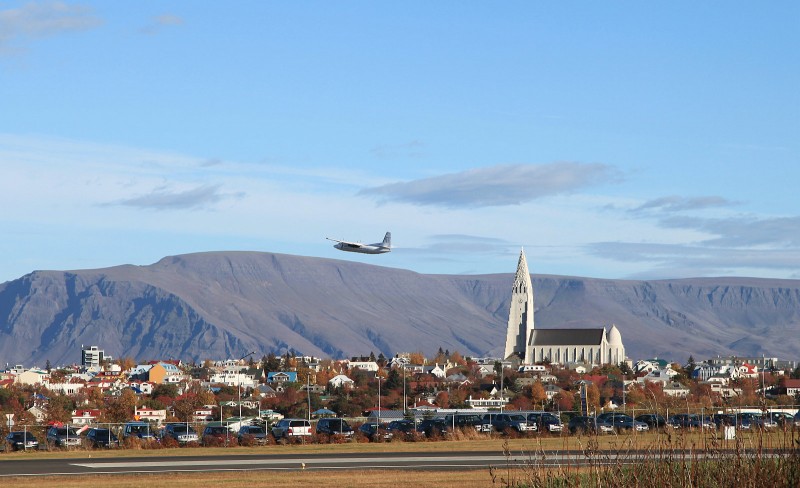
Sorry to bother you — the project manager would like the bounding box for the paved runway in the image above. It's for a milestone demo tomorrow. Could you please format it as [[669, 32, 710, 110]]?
[[1, 451, 520, 477], [0, 448, 778, 477]]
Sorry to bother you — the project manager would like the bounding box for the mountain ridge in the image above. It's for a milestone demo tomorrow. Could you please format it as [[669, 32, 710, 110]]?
[[1, 251, 799, 365]]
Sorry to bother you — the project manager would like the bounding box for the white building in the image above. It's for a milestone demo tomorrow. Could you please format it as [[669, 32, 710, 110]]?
[[506, 249, 625, 366], [328, 374, 355, 389]]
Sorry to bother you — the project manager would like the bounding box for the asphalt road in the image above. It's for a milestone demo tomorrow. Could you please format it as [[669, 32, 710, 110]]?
[[0, 450, 585, 477], [0, 448, 786, 477]]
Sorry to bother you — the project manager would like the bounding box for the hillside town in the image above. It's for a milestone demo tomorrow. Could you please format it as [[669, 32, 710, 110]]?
[[2, 342, 799, 440], [2, 248, 800, 447]]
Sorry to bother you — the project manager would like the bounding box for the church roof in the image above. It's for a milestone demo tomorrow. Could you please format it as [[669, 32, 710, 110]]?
[[528, 329, 605, 346]]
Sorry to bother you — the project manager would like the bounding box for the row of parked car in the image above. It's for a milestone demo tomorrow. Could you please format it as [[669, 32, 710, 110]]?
[[6, 410, 798, 451], [636, 411, 800, 431], [4, 425, 122, 451]]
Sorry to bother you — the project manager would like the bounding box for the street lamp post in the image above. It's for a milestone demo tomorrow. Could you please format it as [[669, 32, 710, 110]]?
[[377, 374, 382, 425], [402, 364, 407, 416], [238, 351, 256, 425]]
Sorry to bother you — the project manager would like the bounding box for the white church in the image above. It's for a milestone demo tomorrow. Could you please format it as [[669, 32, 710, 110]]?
[[504, 249, 625, 366]]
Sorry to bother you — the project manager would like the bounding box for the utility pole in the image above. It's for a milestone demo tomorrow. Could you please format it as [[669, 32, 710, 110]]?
[[238, 351, 256, 425]]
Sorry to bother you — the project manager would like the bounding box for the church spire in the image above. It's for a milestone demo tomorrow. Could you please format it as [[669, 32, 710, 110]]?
[[504, 248, 534, 360]]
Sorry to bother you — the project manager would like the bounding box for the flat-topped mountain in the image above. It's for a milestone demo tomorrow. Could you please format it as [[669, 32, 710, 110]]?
[[1, 251, 798, 365]]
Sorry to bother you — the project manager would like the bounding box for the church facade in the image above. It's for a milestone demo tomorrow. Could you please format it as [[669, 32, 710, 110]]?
[[504, 249, 625, 366]]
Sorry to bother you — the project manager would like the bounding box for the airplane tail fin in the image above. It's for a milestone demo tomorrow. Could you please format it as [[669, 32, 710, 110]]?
[[382, 232, 391, 248]]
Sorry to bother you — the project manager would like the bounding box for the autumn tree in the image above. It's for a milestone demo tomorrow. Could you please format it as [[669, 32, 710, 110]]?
[[435, 391, 450, 409], [530, 381, 547, 405], [105, 389, 138, 422], [408, 352, 426, 365]]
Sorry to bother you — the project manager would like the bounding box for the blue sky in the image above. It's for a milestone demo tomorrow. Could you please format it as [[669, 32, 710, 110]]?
[[1, 1, 798, 283]]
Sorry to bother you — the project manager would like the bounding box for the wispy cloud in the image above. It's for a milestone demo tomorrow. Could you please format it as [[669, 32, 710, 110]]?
[[0, 1, 101, 54], [113, 184, 243, 210], [632, 195, 737, 213], [659, 215, 800, 248], [139, 13, 184, 35], [369, 140, 425, 159], [401, 234, 515, 255], [590, 241, 800, 276], [359, 162, 620, 208], [589, 212, 800, 278]]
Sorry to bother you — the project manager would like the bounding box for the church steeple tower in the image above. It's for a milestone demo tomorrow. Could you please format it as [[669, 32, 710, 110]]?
[[504, 248, 534, 360]]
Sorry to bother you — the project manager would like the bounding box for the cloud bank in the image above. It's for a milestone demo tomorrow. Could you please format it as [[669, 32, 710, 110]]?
[[0, 1, 101, 53], [359, 162, 619, 208], [114, 184, 242, 210]]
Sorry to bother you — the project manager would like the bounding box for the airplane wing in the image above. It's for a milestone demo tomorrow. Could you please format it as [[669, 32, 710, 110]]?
[[326, 237, 363, 248]]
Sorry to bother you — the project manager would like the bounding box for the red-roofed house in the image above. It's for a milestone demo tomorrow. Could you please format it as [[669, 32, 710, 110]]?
[[72, 409, 101, 425], [785, 379, 800, 397]]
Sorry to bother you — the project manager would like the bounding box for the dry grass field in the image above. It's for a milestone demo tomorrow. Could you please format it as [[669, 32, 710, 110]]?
[[1, 470, 495, 488]]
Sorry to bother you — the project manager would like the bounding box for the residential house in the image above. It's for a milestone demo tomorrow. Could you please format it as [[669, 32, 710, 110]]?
[[147, 362, 186, 384], [15, 368, 50, 386], [135, 407, 167, 425], [785, 379, 800, 397], [328, 374, 355, 389], [635, 358, 670, 374], [691, 363, 719, 382], [267, 371, 298, 384], [347, 361, 380, 373], [300, 383, 325, 394], [72, 409, 101, 425], [423, 364, 446, 379], [707, 383, 742, 398], [637, 368, 677, 385], [543, 384, 565, 401], [27, 406, 46, 423], [662, 382, 690, 397], [47, 381, 85, 395], [255, 384, 277, 398], [192, 406, 215, 422]]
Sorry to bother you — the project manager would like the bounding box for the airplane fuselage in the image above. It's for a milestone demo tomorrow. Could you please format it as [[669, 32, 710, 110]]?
[[328, 232, 392, 254], [333, 242, 390, 254]]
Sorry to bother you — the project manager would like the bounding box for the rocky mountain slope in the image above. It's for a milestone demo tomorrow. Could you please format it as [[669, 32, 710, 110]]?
[[1, 251, 798, 365]]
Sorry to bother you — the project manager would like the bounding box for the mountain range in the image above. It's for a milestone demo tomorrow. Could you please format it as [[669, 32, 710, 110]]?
[[1, 251, 799, 366]]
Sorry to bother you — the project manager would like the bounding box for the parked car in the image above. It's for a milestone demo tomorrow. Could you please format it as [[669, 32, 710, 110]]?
[[386, 419, 417, 438], [359, 422, 394, 442], [443, 413, 492, 433], [635, 413, 668, 430], [202, 425, 233, 446], [597, 413, 648, 432], [485, 413, 536, 434], [567, 416, 614, 434], [271, 418, 313, 441], [122, 421, 156, 440], [767, 412, 795, 426], [46, 425, 82, 448], [416, 419, 451, 438], [711, 413, 737, 428], [527, 412, 563, 433], [667, 414, 711, 429], [316, 418, 354, 439], [794, 410, 800, 428], [5, 431, 39, 451], [85, 428, 120, 448], [160, 423, 199, 444], [737, 412, 776, 430], [238, 425, 268, 445]]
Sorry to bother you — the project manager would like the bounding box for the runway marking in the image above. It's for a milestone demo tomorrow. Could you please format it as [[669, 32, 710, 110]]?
[[71, 455, 517, 469]]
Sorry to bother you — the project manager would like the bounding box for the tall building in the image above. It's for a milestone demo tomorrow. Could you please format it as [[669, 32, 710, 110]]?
[[505, 249, 625, 366], [504, 249, 534, 359], [81, 345, 106, 370]]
